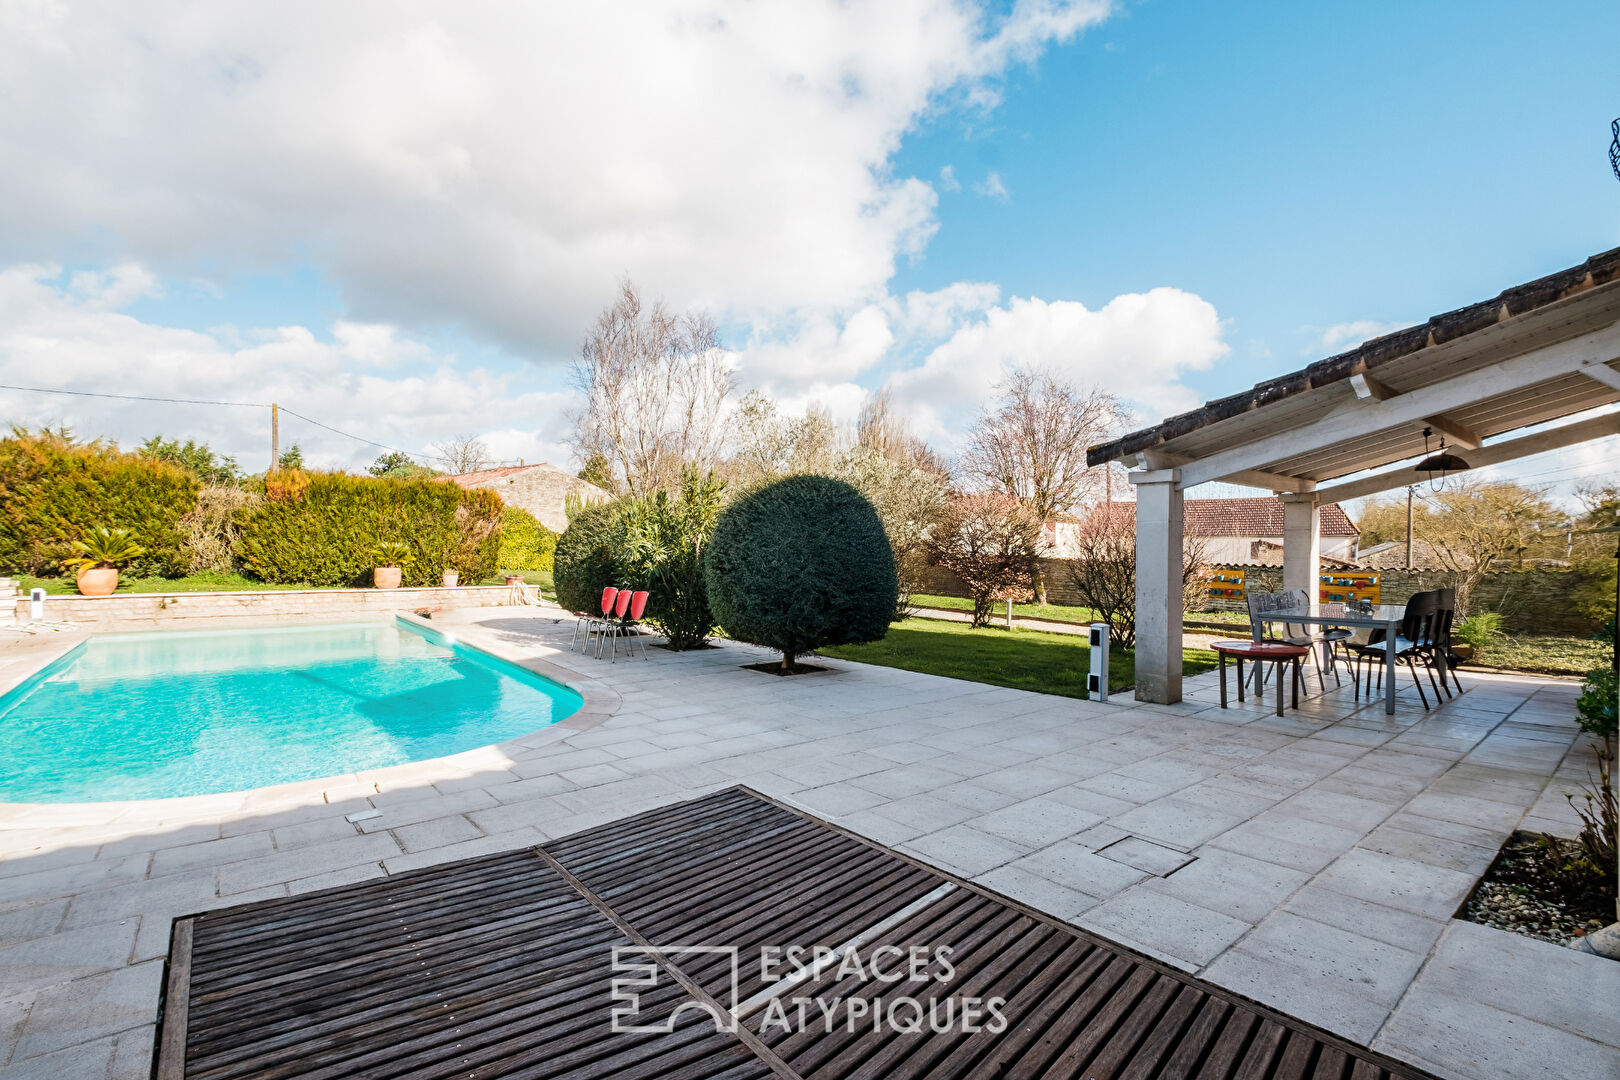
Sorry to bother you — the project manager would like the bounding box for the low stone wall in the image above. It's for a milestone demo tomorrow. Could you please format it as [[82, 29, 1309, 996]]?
[[16, 585, 513, 628]]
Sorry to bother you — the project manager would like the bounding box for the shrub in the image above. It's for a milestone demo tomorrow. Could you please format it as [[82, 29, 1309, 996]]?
[[704, 474, 896, 669], [0, 429, 198, 577], [553, 499, 626, 613], [1577, 665, 1617, 737], [498, 506, 558, 572], [925, 492, 1042, 629], [619, 469, 724, 650], [236, 472, 501, 586], [180, 487, 260, 574], [1455, 611, 1506, 651]]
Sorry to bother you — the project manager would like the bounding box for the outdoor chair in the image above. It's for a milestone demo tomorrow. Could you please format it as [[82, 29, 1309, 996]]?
[[1348, 590, 1442, 709], [593, 587, 634, 659], [1425, 588, 1459, 697], [598, 590, 651, 662], [1245, 589, 1339, 695], [573, 586, 619, 653]]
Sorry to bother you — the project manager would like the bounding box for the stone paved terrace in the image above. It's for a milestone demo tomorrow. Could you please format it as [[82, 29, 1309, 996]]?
[[0, 608, 1615, 1080]]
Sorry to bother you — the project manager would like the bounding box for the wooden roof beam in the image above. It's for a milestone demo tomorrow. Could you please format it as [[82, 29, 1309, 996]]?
[[1580, 359, 1620, 392], [1173, 320, 1620, 488], [1349, 369, 1398, 401], [1314, 411, 1620, 503], [1137, 449, 1314, 493], [1420, 414, 1483, 450]]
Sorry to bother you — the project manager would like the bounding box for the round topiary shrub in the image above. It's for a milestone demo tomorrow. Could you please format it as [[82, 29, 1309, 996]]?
[[553, 500, 624, 614], [704, 474, 896, 670]]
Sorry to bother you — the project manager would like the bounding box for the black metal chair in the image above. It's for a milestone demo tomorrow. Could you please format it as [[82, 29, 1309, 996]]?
[[1426, 588, 1458, 698], [1348, 590, 1442, 709]]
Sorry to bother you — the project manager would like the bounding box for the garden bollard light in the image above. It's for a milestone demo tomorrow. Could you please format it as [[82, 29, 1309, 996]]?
[[1088, 623, 1110, 703], [30, 588, 45, 621]]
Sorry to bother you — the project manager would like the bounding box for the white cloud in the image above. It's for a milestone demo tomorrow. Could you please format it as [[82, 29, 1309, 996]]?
[[0, 0, 1111, 353], [938, 164, 961, 192], [0, 265, 575, 472], [1309, 319, 1415, 356], [973, 171, 1010, 200], [888, 288, 1228, 442]]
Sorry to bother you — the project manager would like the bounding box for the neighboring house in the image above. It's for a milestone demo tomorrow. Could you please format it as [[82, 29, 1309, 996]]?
[[444, 463, 611, 532], [1050, 496, 1361, 565]]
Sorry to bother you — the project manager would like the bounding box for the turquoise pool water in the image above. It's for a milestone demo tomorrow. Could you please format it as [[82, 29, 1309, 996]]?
[[0, 619, 582, 803]]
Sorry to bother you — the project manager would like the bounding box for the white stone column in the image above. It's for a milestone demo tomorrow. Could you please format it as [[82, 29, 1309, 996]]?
[[1280, 490, 1321, 600], [1129, 469, 1184, 704]]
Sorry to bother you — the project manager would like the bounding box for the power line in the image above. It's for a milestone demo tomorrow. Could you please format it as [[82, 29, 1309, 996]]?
[[0, 380, 475, 467], [0, 383, 264, 408]]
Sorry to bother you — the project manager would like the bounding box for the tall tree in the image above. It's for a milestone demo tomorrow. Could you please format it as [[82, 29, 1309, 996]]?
[[430, 434, 491, 475], [572, 280, 733, 496], [857, 388, 950, 477], [1418, 481, 1563, 612], [961, 369, 1130, 602]]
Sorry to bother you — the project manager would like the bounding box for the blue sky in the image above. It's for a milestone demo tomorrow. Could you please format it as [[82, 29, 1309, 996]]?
[[891, 0, 1620, 398], [1, 0, 1616, 491]]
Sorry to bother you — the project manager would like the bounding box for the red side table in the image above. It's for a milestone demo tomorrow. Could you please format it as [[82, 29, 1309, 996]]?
[[1211, 640, 1310, 717]]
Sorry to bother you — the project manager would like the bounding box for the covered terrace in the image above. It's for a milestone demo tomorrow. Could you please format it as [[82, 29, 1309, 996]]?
[[1088, 247, 1620, 706]]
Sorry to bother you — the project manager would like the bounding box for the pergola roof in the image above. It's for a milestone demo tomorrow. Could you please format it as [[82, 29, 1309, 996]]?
[[1088, 247, 1620, 499]]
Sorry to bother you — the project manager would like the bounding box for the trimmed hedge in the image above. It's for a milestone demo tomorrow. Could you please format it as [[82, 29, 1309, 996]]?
[[0, 431, 199, 577], [236, 472, 502, 586], [498, 506, 558, 572], [704, 475, 896, 667], [553, 500, 625, 614]]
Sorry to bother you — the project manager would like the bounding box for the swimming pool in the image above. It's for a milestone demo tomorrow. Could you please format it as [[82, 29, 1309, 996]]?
[[0, 619, 583, 803]]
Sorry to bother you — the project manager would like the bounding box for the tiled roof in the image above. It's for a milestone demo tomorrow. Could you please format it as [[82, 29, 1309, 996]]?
[[1080, 497, 1358, 537], [1088, 246, 1620, 467], [444, 464, 540, 486]]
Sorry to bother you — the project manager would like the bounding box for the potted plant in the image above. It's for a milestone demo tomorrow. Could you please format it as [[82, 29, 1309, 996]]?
[[60, 527, 145, 596], [442, 569, 459, 588], [371, 541, 413, 590], [1452, 611, 1504, 662]]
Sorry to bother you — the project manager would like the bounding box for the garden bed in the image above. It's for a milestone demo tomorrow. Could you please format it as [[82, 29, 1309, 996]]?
[[1460, 830, 1616, 948]]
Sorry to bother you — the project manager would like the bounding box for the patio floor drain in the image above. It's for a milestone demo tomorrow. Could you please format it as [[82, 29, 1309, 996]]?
[[154, 787, 1437, 1079], [1095, 836, 1198, 876]]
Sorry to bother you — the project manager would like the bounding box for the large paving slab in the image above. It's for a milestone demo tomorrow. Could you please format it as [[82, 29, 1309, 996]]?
[[0, 607, 1612, 1080]]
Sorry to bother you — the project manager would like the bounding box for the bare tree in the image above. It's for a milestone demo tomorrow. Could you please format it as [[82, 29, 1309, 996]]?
[[726, 392, 842, 486], [431, 434, 492, 475], [925, 492, 1044, 627], [858, 388, 951, 477], [1066, 506, 1209, 647], [1419, 480, 1563, 613], [572, 280, 734, 496], [962, 369, 1131, 602]]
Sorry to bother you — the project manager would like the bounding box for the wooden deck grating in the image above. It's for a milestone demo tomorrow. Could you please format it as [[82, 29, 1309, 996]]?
[[154, 788, 1441, 1080]]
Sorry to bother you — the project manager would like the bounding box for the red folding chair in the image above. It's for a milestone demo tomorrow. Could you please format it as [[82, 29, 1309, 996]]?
[[595, 587, 634, 659], [574, 586, 618, 653]]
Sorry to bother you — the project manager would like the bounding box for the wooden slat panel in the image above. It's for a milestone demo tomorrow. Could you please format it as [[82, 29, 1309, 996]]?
[[155, 787, 1443, 1080]]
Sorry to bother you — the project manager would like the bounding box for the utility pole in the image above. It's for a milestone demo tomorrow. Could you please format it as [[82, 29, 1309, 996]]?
[[270, 403, 279, 472], [1405, 486, 1414, 569]]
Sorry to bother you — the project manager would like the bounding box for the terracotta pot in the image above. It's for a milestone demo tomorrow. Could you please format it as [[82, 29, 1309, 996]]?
[[1450, 642, 1475, 661], [373, 566, 403, 590], [76, 567, 118, 596], [442, 570, 459, 588]]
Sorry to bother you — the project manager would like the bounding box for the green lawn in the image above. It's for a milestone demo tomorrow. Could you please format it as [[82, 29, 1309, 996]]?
[[1474, 635, 1612, 677], [911, 592, 1102, 625], [820, 617, 1219, 699]]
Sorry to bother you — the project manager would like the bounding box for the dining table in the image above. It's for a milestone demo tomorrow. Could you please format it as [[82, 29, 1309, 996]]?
[[1252, 601, 1407, 715]]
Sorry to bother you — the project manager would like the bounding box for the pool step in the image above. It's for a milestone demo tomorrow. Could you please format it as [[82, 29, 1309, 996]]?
[[0, 579, 16, 624]]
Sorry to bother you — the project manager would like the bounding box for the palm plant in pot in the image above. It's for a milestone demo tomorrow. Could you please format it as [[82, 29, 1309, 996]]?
[[60, 527, 145, 596], [371, 541, 413, 590]]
